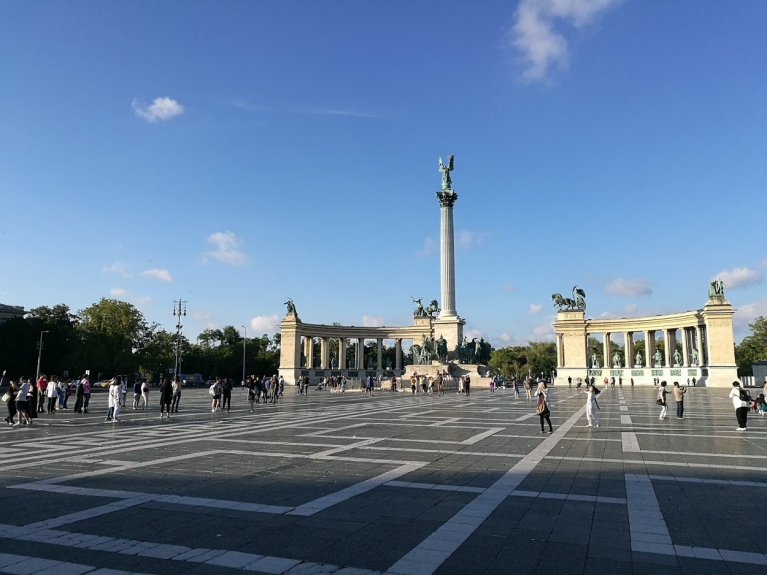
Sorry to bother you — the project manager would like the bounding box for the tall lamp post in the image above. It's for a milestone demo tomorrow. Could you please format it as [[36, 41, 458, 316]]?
[[172, 300, 187, 377], [35, 330, 49, 382], [241, 326, 247, 385]]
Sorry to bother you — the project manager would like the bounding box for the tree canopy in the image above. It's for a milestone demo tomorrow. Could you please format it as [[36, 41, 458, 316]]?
[[735, 317, 767, 376]]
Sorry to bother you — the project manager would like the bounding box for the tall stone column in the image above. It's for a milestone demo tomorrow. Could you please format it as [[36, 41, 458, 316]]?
[[377, 338, 383, 370], [645, 331, 654, 367], [665, 329, 675, 367], [339, 338, 346, 370], [357, 338, 365, 370], [624, 332, 633, 368], [436, 190, 459, 319], [307, 338, 314, 369], [695, 327, 703, 365], [395, 339, 402, 370], [556, 334, 562, 369], [603, 333, 611, 368], [320, 337, 329, 370], [681, 328, 689, 367]]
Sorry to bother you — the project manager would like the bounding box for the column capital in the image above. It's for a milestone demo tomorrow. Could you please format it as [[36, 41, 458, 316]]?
[[436, 190, 458, 207]]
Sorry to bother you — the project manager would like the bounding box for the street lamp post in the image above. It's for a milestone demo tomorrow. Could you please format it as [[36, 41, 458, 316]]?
[[172, 300, 187, 377], [242, 326, 247, 385], [35, 330, 49, 382]]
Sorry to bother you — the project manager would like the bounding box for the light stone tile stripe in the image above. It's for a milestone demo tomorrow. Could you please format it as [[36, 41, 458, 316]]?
[[383, 404, 588, 575], [624, 474, 674, 556], [384, 481, 485, 494], [310, 438, 383, 458], [460, 428, 503, 445], [428, 418, 461, 427], [25, 497, 157, 529], [509, 490, 627, 505], [288, 462, 426, 516], [648, 475, 767, 488], [620, 415, 633, 425], [546, 456, 767, 473], [621, 432, 640, 453], [0, 552, 148, 575], [0, 524, 376, 574]]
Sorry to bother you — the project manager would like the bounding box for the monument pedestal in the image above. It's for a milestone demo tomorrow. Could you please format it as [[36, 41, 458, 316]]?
[[433, 316, 465, 358]]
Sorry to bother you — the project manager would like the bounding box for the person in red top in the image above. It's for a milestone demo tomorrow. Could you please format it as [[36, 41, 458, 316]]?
[[36, 375, 47, 413]]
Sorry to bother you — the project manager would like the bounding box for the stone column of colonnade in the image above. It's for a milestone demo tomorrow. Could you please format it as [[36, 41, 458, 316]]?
[[377, 339, 383, 370], [339, 338, 347, 370], [624, 332, 633, 368], [681, 328, 689, 366], [645, 330, 655, 366], [320, 337, 329, 370], [357, 338, 365, 370], [665, 329, 676, 367], [602, 333, 611, 368], [395, 339, 402, 370]]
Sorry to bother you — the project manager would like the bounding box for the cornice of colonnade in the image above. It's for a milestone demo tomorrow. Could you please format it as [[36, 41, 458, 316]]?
[[279, 315, 430, 340], [554, 308, 712, 333]]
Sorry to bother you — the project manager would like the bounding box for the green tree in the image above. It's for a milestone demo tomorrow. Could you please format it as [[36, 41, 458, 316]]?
[[76, 298, 152, 378], [735, 317, 767, 376]]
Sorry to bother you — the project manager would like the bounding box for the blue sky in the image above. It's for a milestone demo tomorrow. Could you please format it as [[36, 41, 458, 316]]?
[[1, 0, 765, 345]]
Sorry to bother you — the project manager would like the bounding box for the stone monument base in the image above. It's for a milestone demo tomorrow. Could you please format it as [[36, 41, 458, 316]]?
[[403, 362, 492, 380], [555, 365, 736, 387]]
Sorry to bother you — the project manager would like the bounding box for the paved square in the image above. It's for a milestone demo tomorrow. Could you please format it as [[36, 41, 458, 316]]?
[[1, 384, 766, 574]]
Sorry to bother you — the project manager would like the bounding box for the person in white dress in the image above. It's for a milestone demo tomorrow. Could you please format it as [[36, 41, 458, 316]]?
[[585, 383, 600, 427]]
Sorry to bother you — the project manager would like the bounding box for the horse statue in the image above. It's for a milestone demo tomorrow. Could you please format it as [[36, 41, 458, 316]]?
[[284, 298, 296, 314], [551, 286, 587, 311], [435, 336, 448, 363], [423, 300, 440, 318]]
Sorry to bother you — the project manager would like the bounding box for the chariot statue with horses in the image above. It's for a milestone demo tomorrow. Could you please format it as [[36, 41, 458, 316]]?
[[412, 297, 440, 318], [551, 286, 587, 312]]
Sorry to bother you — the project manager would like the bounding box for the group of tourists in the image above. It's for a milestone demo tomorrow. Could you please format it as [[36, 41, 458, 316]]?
[[408, 372, 449, 396], [241, 375, 284, 410], [2, 373, 92, 426]]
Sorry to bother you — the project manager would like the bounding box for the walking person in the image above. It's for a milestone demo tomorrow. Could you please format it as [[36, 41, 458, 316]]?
[[171, 376, 181, 412], [105, 378, 116, 421], [730, 381, 750, 431], [464, 374, 471, 397], [568, 376, 572, 388], [4, 380, 18, 425], [159, 377, 173, 419], [36, 375, 47, 413], [13, 378, 33, 426], [247, 379, 257, 412], [536, 382, 553, 433], [584, 383, 600, 427], [133, 380, 142, 409], [81, 374, 91, 413], [210, 378, 222, 412], [46, 377, 58, 413], [222, 378, 232, 411], [111, 376, 124, 422], [437, 373, 444, 396], [657, 381, 668, 420], [513, 378, 520, 400], [673, 382, 686, 419], [140, 379, 150, 410], [73, 379, 84, 413], [524, 378, 531, 399]]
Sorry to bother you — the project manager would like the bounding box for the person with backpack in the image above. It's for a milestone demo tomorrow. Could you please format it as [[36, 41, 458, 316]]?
[[584, 383, 600, 427], [730, 381, 750, 431], [210, 378, 222, 412], [657, 381, 668, 420], [221, 378, 233, 411], [536, 382, 553, 433]]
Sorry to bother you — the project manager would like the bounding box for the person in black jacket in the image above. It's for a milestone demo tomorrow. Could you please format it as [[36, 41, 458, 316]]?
[[159, 378, 173, 419]]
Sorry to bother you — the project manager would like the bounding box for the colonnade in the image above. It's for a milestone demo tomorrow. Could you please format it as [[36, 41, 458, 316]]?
[[583, 326, 707, 369], [301, 336, 404, 371]]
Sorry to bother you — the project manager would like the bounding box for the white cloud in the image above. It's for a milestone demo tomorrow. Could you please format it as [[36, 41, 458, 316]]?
[[103, 262, 131, 277], [250, 314, 279, 334], [502, 284, 519, 293], [759, 257, 767, 270], [416, 237, 437, 257], [528, 303, 543, 314], [499, 333, 514, 344], [605, 278, 653, 297], [529, 320, 556, 342], [140, 268, 173, 282], [464, 328, 486, 341], [457, 230, 489, 248], [110, 288, 127, 297], [510, 0, 621, 82], [362, 315, 383, 327], [713, 268, 763, 290], [624, 303, 638, 314], [131, 97, 185, 123], [204, 231, 248, 265]]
